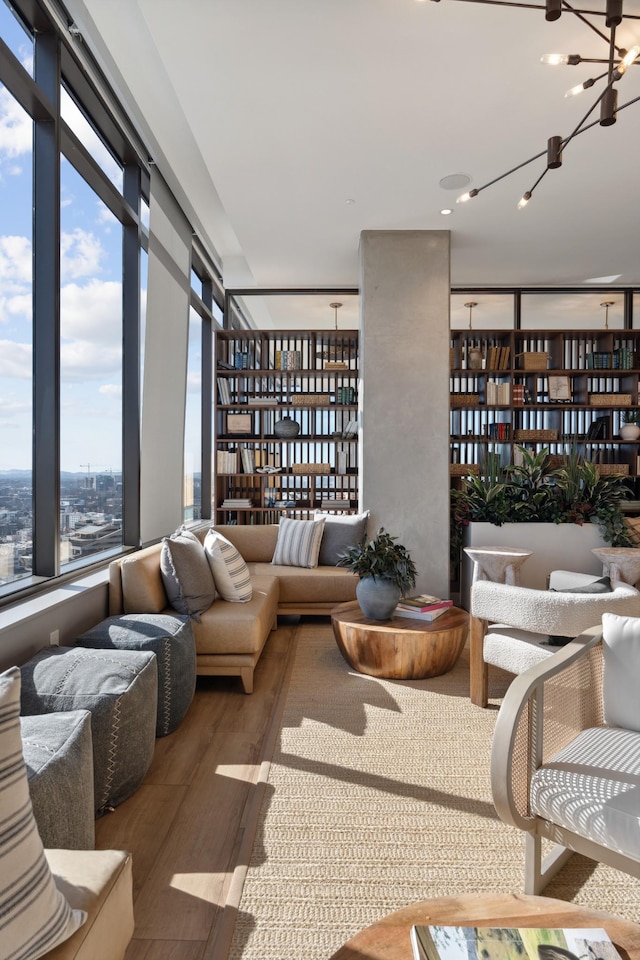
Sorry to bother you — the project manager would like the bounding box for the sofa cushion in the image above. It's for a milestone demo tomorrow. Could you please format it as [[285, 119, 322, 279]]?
[[602, 612, 640, 732], [252, 562, 358, 605], [272, 516, 326, 568], [190, 574, 279, 655], [203, 529, 253, 602], [313, 510, 369, 566], [0, 666, 87, 960], [160, 527, 215, 619], [120, 545, 167, 615], [530, 725, 640, 862]]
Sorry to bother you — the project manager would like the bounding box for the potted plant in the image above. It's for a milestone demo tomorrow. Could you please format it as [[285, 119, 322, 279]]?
[[337, 527, 418, 621], [620, 409, 640, 441]]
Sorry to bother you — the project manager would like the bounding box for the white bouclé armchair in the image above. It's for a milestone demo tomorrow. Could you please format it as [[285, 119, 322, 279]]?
[[469, 571, 640, 706]]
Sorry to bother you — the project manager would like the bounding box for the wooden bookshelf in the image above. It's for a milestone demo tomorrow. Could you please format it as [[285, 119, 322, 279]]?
[[214, 329, 359, 523]]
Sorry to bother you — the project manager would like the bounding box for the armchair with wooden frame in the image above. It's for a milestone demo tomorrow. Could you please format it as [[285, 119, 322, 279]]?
[[490, 614, 640, 894]]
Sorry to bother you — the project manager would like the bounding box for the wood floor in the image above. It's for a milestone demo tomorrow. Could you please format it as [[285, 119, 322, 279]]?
[[95, 618, 301, 960]]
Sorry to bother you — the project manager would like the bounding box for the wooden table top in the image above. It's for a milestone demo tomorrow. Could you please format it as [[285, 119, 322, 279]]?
[[331, 601, 469, 636], [328, 893, 640, 960]]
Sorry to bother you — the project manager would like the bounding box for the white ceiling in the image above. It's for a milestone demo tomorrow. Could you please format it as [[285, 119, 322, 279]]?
[[66, 0, 640, 328]]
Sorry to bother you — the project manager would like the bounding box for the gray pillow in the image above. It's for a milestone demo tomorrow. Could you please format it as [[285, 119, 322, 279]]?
[[549, 575, 612, 595], [160, 527, 215, 618], [313, 511, 370, 566]]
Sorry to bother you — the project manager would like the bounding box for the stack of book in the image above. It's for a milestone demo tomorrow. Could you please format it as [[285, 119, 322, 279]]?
[[220, 498, 252, 509], [394, 595, 453, 622]]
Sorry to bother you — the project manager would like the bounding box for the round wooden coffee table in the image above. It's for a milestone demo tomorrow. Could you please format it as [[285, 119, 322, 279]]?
[[328, 892, 640, 960], [331, 601, 468, 680]]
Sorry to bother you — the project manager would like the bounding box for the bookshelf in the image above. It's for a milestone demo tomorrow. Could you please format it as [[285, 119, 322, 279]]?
[[450, 328, 640, 485], [215, 329, 359, 523]]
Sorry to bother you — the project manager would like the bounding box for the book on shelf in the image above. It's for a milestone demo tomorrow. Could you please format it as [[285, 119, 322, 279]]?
[[397, 595, 453, 612], [220, 498, 252, 508], [395, 604, 450, 622], [411, 924, 623, 960], [216, 376, 231, 405], [216, 450, 238, 474], [240, 446, 255, 474]]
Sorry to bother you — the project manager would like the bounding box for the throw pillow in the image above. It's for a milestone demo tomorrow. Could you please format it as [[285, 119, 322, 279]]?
[[203, 529, 253, 602], [0, 666, 87, 960], [549, 575, 612, 595], [160, 526, 216, 619], [272, 516, 326, 568], [602, 612, 640, 732], [313, 510, 370, 566]]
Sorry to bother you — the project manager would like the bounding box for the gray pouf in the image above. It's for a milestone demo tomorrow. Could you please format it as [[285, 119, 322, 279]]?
[[20, 646, 157, 817], [21, 709, 95, 849], [74, 613, 196, 737]]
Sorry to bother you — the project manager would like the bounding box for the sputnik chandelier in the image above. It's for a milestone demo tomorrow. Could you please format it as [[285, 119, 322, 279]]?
[[431, 0, 640, 208]]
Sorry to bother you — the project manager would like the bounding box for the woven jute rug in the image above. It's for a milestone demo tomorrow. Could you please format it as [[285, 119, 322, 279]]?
[[227, 618, 640, 959]]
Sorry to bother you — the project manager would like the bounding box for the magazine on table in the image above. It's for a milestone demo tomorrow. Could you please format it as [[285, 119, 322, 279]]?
[[410, 925, 623, 960]]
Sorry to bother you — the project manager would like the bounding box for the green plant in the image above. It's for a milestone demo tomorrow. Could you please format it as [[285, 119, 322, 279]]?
[[337, 527, 417, 594], [450, 445, 633, 567], [621, 409, 640, 424]]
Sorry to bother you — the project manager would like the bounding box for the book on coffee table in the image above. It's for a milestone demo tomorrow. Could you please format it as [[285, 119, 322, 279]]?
[[394, 605, 450, 622], [411, 925, 623, 960], [396, 595, 453, 613]]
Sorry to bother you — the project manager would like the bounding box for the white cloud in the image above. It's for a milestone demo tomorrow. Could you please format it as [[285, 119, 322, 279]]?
[[0, 292, 31, 326], [99, 384, 121, 398], [0, 340, 31, 378], [186, 370, 201, 392], [60, 228, 104, 280], [0, 87, 31, 159], [0, 235, 31, 283], [61, 278, 121, 342]]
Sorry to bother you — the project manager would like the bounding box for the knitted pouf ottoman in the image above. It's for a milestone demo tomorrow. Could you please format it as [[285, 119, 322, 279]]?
[[21, 709, 95, 849], [75, 613, 196, 737], [20, 646, 157, 816]]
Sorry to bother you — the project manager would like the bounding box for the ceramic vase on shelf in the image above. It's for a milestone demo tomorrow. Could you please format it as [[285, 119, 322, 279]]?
[[274, 416, 300, 438], [620, 423, 640, 441]]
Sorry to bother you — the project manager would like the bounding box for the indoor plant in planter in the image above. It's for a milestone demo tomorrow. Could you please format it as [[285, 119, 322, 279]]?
[[620, 409, 640, 441], [337, 527, 418, 621]]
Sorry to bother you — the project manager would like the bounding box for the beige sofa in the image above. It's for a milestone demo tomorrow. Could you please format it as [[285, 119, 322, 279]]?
[[108, 523, 358, 693]]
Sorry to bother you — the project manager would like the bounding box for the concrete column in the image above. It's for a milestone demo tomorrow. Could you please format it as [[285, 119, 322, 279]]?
[[359, 230, 451, 598]]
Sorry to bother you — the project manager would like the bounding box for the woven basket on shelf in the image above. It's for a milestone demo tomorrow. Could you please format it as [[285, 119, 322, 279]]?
[[452, 394, 479, 407], [291, 463, 331, 474], [589, 393, 632, 406], [514, 429, 557, 441], [518, 352, 549, 370], [596, 464, 630, 476], [450, 464, 480, 477], [291, 394, 329, 406]]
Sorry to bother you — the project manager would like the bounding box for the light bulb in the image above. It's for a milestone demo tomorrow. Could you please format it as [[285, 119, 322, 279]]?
[[620, 44, 640, 70], [456, 188, 478, 204], [565, 77, 595, 97], [517, 192, 532, 210], [540, 53, 568, 65]]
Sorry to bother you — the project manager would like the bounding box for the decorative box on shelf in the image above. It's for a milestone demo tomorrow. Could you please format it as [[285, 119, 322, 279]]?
[[589, 393, 632, 406], [514, 429, 557, 442], [518, 352, 549, 370], [291, 463, 331, 474], [452, 394, 479, 407], [450, 464, 480, 477], [596, 463, 629, 476], [291, 394, 328, 407]]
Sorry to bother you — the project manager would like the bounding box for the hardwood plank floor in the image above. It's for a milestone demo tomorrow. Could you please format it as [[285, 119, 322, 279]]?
[[95, 618, 301, 960]]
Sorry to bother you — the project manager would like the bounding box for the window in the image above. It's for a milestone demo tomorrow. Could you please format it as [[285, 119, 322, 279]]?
[[184, 306, 202, 521], [0, 1, 32, 75], [59, 161, 123, 565], [0, 83, 32, 588]]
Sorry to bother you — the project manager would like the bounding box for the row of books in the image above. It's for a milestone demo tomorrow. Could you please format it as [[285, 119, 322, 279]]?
[[395, 595, 453, 622], [216, 450, 239, 474], [485, 380, 510, 405], [486, 345, 511, 369], [275, 350, 301, 370]]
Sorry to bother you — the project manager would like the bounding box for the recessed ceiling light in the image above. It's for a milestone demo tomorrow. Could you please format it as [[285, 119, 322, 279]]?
[[439, 174, 471, 191], [440, 208, 453, 216], [345, 198, 355, 204]]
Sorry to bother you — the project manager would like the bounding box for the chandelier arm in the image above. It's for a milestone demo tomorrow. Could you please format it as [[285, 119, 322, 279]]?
[[432, 0, 640, 17], [562, 81, 613, 152], [561, 1, 617, 48], [475, 147, 548, 194]]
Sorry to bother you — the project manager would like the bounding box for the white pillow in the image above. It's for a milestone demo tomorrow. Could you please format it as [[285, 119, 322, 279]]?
[[203, 529, 253, 602], [0, 666, 87, 960], [602, 612, 640, 732], [272, 516, 326, 568]]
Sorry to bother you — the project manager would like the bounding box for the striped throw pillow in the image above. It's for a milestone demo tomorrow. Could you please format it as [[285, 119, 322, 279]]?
[[0, 666, 86, 960], [203, 530, 253, 602], [272, 516, 326, 568]]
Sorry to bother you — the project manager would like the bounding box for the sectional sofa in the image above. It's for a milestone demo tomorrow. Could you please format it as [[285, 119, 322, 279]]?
[[108, 519, 363, 693]]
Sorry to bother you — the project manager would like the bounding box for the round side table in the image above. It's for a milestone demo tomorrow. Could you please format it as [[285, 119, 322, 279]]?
[[464, 545, 532, 585], [592, 546, 640, 587]]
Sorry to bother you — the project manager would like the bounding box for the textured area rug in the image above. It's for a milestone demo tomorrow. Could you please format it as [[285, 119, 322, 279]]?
[[228, 619, 640, 959]]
